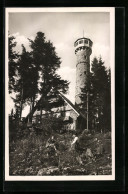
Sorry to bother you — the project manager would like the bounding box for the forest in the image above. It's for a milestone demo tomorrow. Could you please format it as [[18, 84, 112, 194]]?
[[9, 32, 111, 175]]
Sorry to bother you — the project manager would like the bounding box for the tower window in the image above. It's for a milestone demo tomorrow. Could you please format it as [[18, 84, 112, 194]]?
[[74, 42, 78, 47], [84, 39, 88, 44], [89, 41, 92, 47], [79, 40, 83, 44]]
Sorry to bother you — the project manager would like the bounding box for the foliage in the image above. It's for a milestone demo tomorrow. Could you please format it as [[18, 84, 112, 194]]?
[[9, 123, 112, 175], [79, 57, 111, 132], [9, 34, 19, 93], [28, 32, 69, 115], [9, 31, 69, 119], [13, 45, 38, 119], [90, 57, 111, 132], [32, 117, 64, 136]]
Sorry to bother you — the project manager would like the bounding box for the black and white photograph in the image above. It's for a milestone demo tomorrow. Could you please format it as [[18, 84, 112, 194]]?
[[5, 7, 115, 180]]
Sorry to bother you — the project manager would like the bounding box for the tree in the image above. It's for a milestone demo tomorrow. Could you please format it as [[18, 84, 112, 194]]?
[[9, 34, 18, 93], [29, 32, 69, 118], [90, 57, 111, 132], [103, 68, 111, 131], [13, 45, 38, 120], [80, 57, 111, 132]]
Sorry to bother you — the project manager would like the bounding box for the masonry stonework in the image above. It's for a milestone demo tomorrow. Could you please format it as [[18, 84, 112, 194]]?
[[74, 38, 93, 112]]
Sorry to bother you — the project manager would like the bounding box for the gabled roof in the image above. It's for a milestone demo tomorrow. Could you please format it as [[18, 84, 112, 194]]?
[[58, 91, 86, 120], [25, 91, 87, 121], [58, 92, 79, 116]]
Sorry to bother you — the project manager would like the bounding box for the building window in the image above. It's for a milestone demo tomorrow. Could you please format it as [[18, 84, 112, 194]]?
[[61, 111, 65, 117]]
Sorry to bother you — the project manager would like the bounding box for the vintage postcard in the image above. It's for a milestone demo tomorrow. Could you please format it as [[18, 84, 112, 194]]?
[[5, 7, 115, 181]]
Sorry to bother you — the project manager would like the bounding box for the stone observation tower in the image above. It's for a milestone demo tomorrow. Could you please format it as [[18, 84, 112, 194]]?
[[74, 37, 93, 114]]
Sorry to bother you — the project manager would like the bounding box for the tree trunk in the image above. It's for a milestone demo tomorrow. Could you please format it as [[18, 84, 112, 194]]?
[[19, 81, 23, 121], [40, 106, 42, 121], [19, 102, 23, 120], [29, 96, 35, 123]]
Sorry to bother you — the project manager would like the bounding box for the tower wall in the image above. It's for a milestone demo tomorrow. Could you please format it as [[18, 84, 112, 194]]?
[[74, 38, 92, 112]]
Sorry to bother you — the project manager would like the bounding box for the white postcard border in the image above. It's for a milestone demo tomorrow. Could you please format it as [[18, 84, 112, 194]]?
[[5, 7, 115, 181]]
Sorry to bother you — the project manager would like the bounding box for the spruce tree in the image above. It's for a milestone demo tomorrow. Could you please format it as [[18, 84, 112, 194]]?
[[90, 57, 111, 132]]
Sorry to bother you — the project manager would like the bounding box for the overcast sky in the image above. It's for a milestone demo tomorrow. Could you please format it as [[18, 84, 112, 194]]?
[[9, 11, 110, 116]]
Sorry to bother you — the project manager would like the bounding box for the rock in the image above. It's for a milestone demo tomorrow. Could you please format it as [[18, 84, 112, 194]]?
[[25, 167, 33, 173], [37, 168, 48, 175], [89, 171, 97, 175], [85, 148, 93, 158], [37, 166, 59, 175], [102, 164, 111, 170], [47, 167, 59, 174], [12, 170, 18, 175], [76, 156, 83, 164], [63, 167, 71, 173]]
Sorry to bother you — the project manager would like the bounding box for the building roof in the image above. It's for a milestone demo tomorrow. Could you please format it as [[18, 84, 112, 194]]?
[[58, 92, 86, 120], [24, 91, 87, 122]]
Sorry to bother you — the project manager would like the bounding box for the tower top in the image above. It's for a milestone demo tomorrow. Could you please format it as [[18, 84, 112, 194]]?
[[74, 37, 93, 54], [74, 37, 93, 47]]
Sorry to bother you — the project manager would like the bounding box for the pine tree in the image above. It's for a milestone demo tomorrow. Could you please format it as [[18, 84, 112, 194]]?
[[29, 32, 69, 118]]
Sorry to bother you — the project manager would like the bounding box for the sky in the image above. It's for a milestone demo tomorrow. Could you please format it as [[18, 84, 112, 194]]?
[[8, 11, 110, 116]]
